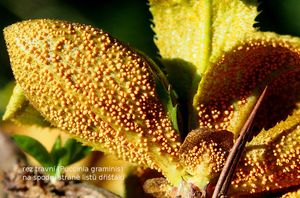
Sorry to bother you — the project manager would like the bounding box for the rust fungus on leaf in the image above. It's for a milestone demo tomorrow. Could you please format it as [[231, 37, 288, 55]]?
[[4, 19, 183, 185], [3, 0, 300, 196]]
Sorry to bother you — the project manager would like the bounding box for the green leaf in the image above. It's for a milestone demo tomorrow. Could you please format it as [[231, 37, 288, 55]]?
[[50, 135, 62, 154], [12, 135, 55, 171], [162, 59, 198, 105], [60, 138, 91, 166], [50, 135, 67, 166], [154, 75, 179, 132]]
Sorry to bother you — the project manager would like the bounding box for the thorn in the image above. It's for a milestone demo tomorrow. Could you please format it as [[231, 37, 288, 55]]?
[[212, 86, 268, 198]]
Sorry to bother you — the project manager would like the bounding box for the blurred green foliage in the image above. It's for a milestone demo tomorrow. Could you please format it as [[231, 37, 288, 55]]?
[[257, 0, 300, 36], [0, 0, 300, 115]]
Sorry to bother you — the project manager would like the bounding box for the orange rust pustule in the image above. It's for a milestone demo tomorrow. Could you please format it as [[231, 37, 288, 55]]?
[[4, 19, 181, 170], [231, 124, 300, 195], [179, 128, 234, 176], [197, 40, 300, 132], [253, 68, 300, 133]]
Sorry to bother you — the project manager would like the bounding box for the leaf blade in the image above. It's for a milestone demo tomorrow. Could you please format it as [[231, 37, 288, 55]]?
[[230, 107, 300, 195], [5, 19, 184, 185], [193, 32, 300, 137], [60, 138, 91, 166], [12, 135, 54, 169], [3, 84, 50, 126]]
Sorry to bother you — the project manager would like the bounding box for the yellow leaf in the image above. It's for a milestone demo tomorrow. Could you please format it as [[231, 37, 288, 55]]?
[[194, 32, 300, 137], [230, 107, 300, 195], [3, 83, 49, 126], [4, 19, 184, 186], [149, 0, 258, 95], [150, 0, 300, 194]]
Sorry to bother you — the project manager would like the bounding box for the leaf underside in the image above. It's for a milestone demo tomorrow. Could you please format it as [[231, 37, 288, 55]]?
[[4, 19, 183, 185], [3, 83, 50, 126], [2, 0, 300, 195], [149, 0, 300, 195]]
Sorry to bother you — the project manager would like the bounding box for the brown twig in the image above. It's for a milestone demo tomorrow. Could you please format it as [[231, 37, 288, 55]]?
[[212, 86, 268, 198]]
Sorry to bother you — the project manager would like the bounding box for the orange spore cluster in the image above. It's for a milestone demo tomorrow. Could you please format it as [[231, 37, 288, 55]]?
[[197, 39, 300, 132], [4, 19, 181, 170]]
